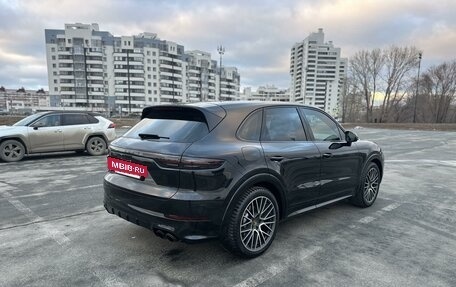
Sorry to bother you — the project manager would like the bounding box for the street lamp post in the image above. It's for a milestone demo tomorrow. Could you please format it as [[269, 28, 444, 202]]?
[[126, 49, 131, 115], [217, 45, 225, 101], [413, 52, 422, 123]]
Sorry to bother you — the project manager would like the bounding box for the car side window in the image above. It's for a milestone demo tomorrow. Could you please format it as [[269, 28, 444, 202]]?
[[62, 114, 90, 125], [238, 110, 262, 141], [86, 114, 99, 124], [32, 115, 61, 127], [301, 108, 341, 141], [261, 107, 306, 141]]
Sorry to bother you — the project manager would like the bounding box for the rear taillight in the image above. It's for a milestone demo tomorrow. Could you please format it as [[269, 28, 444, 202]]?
[[155, 156, 224, 170], [180, 157, 224, 170], [108, 123, 116, 129]]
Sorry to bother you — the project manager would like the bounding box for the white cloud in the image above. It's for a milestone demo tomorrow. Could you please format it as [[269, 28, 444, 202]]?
[[0, 0, 455, 90]]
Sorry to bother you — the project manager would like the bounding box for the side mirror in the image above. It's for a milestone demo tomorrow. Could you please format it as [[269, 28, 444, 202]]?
[[345, 131, 359, 143], [31, 122, 45, 130]]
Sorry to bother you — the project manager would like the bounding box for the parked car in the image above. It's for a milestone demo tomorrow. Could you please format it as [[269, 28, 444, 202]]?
[[0, 111, 116, 162], [103, 102, 383, 258]]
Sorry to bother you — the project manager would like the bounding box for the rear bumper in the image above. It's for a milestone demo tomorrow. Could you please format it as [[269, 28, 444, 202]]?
[[103, 177, 224, 243]]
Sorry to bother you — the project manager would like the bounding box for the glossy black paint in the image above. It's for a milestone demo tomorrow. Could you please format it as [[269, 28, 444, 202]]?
[[103, 102, 384, 242]]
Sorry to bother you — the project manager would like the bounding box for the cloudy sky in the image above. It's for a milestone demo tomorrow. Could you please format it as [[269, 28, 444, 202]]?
[[0, 0, 455, 91]]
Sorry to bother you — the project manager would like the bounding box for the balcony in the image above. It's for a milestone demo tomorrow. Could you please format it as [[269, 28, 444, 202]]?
[[61, 90, 76, 95], [87, 68, 103, 73], [86, 59, 103, 65], [59, 74, 74, 79], [87, 75, 104, 80], [88, 91, 105, 96]]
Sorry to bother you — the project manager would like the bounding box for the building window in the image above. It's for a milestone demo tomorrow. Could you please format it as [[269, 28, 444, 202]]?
[[52, 64, 56, 68], [54, 79, 58, 84], [154, 90, 157, 95], [147, 75, 151, 79], [52, 56, 56, 60], [53, 71, 57, 75], [153, 75, 156, 79], [147, 82, 151, 87], [153, 83, 157, 87], [147, 59, 151, 64], [51, 47, 55, 52], [147, 67, 151, 71], [54, 87, 58, 92], [152, 59, 156, 64], [147, 51, 150, 56], [153, 67, 156, 72], [67, 39, 71, 44], [152, 51, 156, 56]]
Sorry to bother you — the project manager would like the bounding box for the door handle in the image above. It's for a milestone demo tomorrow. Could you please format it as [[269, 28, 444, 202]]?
[[54, 130, 62, 133], [322, 153, 332, 158], [270, 156, 284, 162]]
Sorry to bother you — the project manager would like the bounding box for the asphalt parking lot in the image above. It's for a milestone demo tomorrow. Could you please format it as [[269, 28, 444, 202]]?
[[0, 128, 455, 287]]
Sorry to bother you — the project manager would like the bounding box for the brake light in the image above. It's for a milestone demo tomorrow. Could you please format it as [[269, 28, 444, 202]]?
[[155, 156, 224, 170], [108, 123, 116, 129]]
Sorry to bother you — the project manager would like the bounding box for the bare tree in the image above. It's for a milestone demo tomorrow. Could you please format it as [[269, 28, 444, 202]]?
[[379, 46, 421, 122], [420, 61, 456, 123], [341, 75, 364, 122], [349, 49, 386, 122]]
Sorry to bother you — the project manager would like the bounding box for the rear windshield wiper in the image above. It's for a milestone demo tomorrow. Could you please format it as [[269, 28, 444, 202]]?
[[138, 133, 170, 140]]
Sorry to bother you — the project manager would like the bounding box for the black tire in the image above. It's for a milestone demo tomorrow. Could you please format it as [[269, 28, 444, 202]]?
[[86, 136, 107, 156], [221, 186, 279, 258], [0, 139, 25, 162], [351, 162, 381, 208]]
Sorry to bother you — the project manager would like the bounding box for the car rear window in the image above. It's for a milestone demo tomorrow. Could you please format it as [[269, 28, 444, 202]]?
[[124, 108, 210, 144]]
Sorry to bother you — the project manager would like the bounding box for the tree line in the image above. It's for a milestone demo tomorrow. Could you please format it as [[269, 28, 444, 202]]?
[[341, 46, 456, 123]]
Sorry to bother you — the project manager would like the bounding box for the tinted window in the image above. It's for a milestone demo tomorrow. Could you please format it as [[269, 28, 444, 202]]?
[[32, 115, 61, 127], [87, 114, 99, 124], [124, 118, 208, 143], [62, 114, 90, 125], [238, 110, 262, 141], [261, 107, 306, 141], [301, 108, 341, 141]]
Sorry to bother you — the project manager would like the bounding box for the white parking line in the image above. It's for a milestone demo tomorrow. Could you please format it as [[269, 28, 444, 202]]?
[[233, 246, 322, 287], [0, 184, 103, 201], [358, 202, 402, 225], [0, 182, 127, 287], [0, 187, 71, 245]]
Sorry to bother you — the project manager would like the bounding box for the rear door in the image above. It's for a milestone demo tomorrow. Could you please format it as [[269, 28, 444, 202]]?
[[61, 113, 92, 150], [260, 107, 321, 209], [27, 114, 64, 152], [300, 107, 362, 201]]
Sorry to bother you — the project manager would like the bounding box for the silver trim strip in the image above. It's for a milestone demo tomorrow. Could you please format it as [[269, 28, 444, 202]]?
[[288, 195, 352, 217]]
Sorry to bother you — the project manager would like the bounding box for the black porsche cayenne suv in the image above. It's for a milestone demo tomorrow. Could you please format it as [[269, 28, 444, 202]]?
[[104, 102, 383, 257]]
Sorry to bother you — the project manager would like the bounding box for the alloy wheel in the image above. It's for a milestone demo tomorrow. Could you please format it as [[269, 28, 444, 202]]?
[[2, 143, 23, 161], [363, 167, 379, 204], [240, 196, 277, 252]]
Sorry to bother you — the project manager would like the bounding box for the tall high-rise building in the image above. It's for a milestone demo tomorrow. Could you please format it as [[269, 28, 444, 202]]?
[[45, 23, 240, 113], [290, 28, 347, 117]]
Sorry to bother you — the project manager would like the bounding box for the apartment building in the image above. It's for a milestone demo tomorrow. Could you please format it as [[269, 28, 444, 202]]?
[[0, 87, 49, 113], [241, 85, 290, 102], [184, 50, 218, 102], [290, 28, 347, 116], [45, 23, 240, 114]]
